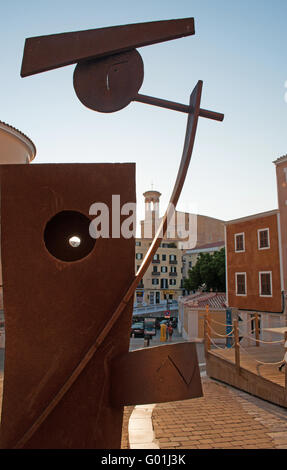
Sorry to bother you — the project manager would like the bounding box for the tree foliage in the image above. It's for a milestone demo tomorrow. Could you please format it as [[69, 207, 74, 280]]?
[[183, 247, 226, 293]]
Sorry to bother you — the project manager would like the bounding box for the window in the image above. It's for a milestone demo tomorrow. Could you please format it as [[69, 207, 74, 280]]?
[[135, 241, 141, 246], [235, 272, 247, 296], [259, 271, 272, 296], [161, 266, 167, 273], [258, 228, 270, 250], [162, 254, 166, 261], [152, 253, 160, 264], [170, 254, 177, 261], [234, 233, 245, 252], [169, 279, 176, 286], [136, 253, 143, 260], [160, 278, 168, 289], [189, 261, 192, 268], [152, 278, 159, 285]]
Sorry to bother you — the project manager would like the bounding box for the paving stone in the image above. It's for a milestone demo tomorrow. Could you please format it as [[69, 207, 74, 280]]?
[[151, 377, 287, 449]]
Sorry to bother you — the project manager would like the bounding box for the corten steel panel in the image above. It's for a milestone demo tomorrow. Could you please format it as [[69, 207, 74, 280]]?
[[0, 163, 135, 449], [111, 343, 203, 406], [21, 18, 195, 77]]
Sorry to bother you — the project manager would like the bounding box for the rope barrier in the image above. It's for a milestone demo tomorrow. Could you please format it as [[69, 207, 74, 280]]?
[[209, 318, 234, 328], [209, 325, 234, 338], [243, 335, 284, 345], [208, 316, 257, 329], [208, 334, 235, 350], [238, 343, 284, 365]]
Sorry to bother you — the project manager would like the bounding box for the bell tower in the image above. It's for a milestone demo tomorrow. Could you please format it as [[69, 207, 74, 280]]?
[[141, 190, 161, 238]]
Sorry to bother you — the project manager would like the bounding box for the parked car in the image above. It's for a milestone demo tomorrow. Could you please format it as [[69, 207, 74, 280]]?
[[130, 322, 145, 337]]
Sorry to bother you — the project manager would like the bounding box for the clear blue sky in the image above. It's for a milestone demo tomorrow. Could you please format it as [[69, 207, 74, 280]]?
[[1, 0, 287, 228]]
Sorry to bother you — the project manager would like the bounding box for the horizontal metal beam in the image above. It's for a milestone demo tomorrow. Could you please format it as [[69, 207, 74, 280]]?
[[21, 18, 195, 77], [135, 93, 224, 122]]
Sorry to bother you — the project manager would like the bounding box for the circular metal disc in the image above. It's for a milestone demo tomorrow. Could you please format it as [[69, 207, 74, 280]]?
[[73, 49, 144, 113]]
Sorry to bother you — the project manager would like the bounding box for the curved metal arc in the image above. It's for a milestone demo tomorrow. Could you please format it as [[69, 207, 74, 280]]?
[[13, 80, 203, 449], [135, 80, 203, 284]]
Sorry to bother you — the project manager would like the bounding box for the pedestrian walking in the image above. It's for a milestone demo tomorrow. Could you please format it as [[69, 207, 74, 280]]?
[[168, 323, 173, 342]]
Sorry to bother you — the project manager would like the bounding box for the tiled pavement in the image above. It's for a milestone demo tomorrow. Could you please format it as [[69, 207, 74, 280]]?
[[151, 376, 287, 449]]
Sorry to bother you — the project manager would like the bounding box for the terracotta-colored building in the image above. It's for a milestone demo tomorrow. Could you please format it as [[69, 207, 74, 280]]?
[[225, 154, 287, 326], [225, 209, 283, 314]]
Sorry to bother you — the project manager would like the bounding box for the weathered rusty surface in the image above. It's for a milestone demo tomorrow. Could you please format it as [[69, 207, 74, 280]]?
[[8, 17, 225, 450], [73, 49, 144, 113], [21, 18, 195, 77], [0, 163, 136, 449], [134, 93, 224, 122], [111, 343, 203, 406]]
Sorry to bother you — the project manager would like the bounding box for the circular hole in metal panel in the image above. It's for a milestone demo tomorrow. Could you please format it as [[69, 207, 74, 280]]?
[[44, 211, 95, 262]]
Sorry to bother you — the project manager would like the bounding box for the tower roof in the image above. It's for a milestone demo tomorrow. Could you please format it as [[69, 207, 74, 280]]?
[[143, 190, 161, 199]]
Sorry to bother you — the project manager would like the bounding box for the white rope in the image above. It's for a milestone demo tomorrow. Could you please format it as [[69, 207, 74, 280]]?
[[209, 318, 234, 328], [242, 335, 284, 345], [209, 325, 234, 338], [208, 334, 234, 350], [238, 343, 284, 365]]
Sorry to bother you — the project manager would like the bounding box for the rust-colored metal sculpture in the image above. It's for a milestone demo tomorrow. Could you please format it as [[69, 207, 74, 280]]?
[[0, 18, 224, 449]]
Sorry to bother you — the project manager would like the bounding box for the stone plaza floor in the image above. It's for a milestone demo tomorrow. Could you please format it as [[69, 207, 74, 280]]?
[[150, 375, 287, 449]]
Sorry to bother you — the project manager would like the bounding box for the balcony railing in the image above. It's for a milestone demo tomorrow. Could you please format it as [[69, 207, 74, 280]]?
[[152, 271, 160, 276], [133, 302, 178, 315], [152, 259, 160, 264], [169, 272, 177, 276], [169, 260, 178, 265]]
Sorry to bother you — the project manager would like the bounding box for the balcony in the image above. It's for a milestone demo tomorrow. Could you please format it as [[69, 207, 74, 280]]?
[[169, 260, 178, 265], [169, 272, 177, 276], [152, 271, 160, 276], [152, 259, 160, 264]]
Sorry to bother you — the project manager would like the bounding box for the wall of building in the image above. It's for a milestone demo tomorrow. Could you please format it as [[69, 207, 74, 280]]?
[[196, 215, 225, 247], [181, 306, 226, 341], [226, 212, 282, 313], [135, 239, 183, 305], [274, 156, 287, 292]]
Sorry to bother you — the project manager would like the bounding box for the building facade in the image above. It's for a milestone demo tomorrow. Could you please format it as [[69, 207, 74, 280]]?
[[178, 292, 227, 342], [225, 208, 285, 341], [135, 238, 183, 306]]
